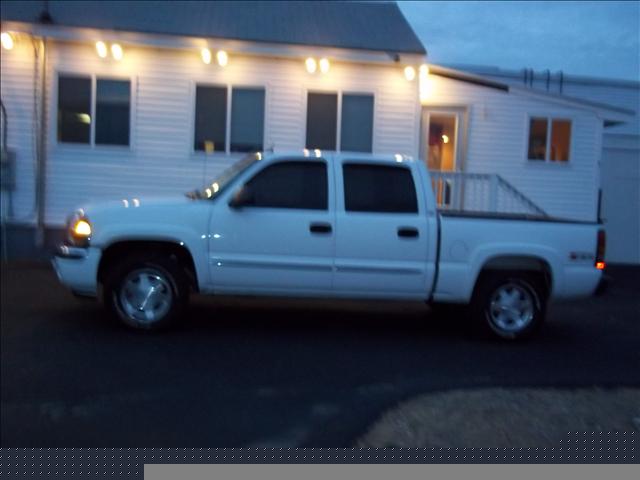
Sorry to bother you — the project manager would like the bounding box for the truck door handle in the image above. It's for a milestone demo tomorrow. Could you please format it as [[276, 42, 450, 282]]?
[[397, 227, 419, 238], [310, 222, 332, 234]]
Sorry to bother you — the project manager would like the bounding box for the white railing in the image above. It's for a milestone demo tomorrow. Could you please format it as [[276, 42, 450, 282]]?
[[429, 171, 547, 216]]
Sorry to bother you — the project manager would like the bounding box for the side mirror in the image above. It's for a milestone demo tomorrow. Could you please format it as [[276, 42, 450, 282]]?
[[228, 185, 254, 209]]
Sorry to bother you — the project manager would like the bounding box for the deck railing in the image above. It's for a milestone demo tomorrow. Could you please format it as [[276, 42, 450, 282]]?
[[429, 171, 547, 217]]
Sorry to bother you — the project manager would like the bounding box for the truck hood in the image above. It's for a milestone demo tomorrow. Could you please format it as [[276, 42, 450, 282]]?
[[76, 195, 212, 239], [80, 195, 194, 218]]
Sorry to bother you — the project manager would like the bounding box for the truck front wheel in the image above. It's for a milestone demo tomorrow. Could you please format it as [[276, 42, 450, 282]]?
[[103, 253, 189, 330], [471, 272, 547, 340]]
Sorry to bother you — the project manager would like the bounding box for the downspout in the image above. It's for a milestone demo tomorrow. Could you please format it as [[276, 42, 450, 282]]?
[[35, 37, 48, 248], [1, 101, 8, 262]]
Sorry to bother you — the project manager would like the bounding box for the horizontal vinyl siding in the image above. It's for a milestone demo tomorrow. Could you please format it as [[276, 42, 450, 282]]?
[[426, 75, 601, 221], [0, 40, 37, 222], [556, 83, 639, 136], [3, 40, 419, 225]]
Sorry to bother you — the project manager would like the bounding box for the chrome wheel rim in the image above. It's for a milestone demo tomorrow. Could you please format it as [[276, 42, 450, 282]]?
[[118, 268, 173, 324], [488, 282, 535, 333]]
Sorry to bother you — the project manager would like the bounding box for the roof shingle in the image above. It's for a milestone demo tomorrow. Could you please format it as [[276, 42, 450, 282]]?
[[1, 0, 426, 54]]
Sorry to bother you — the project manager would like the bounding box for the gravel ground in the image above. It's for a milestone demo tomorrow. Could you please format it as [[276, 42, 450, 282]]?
[[357, 387, 640, 448]]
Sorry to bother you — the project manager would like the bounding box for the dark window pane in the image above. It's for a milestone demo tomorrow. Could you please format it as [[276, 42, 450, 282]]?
[[195, 86, 227, 152], [245, 161, 327, 210], [231, 88, 265, 152], [306, 92, 337, 150], [343, 163, 418, 213], [95, 79, 130, 146], [57, 76, 91, 144], [528, 117, 548, 160], [341, 94, 374, 152], [550, 119, 571, 162]]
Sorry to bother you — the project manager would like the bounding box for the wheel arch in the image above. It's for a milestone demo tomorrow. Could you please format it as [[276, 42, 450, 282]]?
[[473, 254, 553, 299], [97, 240, 200, 292]]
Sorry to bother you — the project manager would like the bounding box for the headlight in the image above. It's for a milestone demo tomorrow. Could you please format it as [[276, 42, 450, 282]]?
[[73, 219, 92, 236], [66, 211, 92, 247]]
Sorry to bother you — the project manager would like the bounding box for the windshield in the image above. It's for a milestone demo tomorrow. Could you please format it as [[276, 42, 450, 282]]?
[[187, 152, 262, 200]]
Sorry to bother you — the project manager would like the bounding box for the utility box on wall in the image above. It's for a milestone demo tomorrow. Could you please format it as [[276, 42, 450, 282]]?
[[0, 149, 16, 191]]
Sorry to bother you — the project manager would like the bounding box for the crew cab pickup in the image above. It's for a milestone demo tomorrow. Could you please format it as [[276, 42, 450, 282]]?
[[53, 152, 607, 339]]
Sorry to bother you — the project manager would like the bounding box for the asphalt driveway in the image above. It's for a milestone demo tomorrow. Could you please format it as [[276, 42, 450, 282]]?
[[1, 262, 639, 447]]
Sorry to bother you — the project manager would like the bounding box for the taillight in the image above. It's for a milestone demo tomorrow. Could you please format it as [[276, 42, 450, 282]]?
[[595, 229, 606, 270]]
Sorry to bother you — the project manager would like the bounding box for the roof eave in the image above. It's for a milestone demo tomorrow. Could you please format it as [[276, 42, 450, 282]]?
[[509, 85, 636, 122], [1, 20, 427, 65], [430, 64, 635, 123]]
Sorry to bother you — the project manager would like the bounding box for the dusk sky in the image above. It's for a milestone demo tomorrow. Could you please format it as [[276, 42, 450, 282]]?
[[398, 1, 640, 81]]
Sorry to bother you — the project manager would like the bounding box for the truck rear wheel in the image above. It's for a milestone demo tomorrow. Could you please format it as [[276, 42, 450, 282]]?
[[471, 271, 546, 340], [103, 253, 189, 330]]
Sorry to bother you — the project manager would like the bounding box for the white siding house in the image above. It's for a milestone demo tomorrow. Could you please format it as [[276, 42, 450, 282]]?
[[1, 1, 635, 263], [455, 66, 639, 264], [2, 40, 421, 225], [419, 68, 616, 221], [0, 0, 425, 256]]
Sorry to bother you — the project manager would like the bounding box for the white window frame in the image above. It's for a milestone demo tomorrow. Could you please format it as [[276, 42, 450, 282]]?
[[191, 83, 267, 156], [304, 89, 376, 152], [54, 72, 134, 150], [526, 115, 573, 163]]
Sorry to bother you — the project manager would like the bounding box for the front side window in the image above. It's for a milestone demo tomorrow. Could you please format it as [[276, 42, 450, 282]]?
[[343, 163, 418, 213], [527, 117, 571, 162], [57, 74, 131, 146], [245, 161, 328, 210], [57, 76, 92, 144]]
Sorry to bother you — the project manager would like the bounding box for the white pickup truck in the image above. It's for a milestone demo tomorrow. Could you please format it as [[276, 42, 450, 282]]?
[[53, 151, 607, 340]]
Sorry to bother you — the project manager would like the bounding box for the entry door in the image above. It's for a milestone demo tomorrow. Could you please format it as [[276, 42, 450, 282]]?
[[421, 108, 467, 207], [333, 160, 431, 299], [208, 159, 335, 296]]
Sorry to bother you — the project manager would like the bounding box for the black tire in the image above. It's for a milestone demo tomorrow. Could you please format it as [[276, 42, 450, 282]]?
[[103, 252, 189, 330], [470, 271, 547, 340]]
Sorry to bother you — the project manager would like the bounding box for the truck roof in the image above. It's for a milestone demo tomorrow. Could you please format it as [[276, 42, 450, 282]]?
[[263, 150, 416, 165]]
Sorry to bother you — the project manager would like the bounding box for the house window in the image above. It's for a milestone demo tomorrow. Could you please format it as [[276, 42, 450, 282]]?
[[95, 79, 130, 146], [57, 76, 92, 144], [231, 88, 265, 152], [527, 117, 571, 162], [340, 94, 374, 153], [343, 163, 418, 213], [244, 161, 328, 210], [306, 93, 338, 150], [57, 75, 131, 146], [306, 92, 374, 152], [194, 85, 266, 154], [194, 86, 227, 152]]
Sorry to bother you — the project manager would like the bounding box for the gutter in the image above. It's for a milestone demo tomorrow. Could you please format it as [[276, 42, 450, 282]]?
[[35, 37, 48, 247]]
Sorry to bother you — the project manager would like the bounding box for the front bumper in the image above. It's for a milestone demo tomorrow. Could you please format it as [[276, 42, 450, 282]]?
[[52, 245, 102, 297]]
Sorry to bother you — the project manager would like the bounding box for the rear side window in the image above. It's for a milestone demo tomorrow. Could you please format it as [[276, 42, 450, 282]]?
[[245, 161, 328, 210], [343, 163, 418, 213]]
